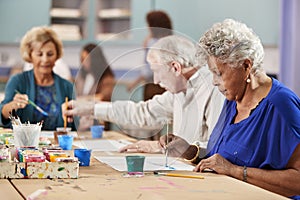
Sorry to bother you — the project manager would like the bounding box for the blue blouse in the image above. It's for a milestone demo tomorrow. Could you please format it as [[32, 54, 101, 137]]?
[[207, 78, 300, 199], [0, 70, 76, 130], [34, 84, 60, 130], [207, 78, 300, 169]]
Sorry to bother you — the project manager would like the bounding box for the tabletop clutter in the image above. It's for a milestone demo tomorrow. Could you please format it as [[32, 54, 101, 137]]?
[[1, 113, 171, 179], [12, 123, 42, 148], [0, 116, 81, 179]]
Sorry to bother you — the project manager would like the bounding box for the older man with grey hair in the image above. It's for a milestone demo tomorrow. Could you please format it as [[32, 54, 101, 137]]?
[[62, 35, 224, 154]]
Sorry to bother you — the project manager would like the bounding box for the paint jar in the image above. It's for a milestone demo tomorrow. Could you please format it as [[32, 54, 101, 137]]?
[[54, 127, 71, 144], [90, 125, 104, 138], [74, 148, 92, 166], [24, 154, 46, 162], [126, 155, 145, 173], [57, 135, 73, 150], [49, 152, 68, 162]]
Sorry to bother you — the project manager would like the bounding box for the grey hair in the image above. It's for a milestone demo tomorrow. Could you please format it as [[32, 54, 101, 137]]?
[[147, 35, 204, 68], [198, 19, 264, 71]]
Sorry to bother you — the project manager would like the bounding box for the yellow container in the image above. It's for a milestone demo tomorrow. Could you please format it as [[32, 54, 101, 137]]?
[[49, 153, 68, 162]]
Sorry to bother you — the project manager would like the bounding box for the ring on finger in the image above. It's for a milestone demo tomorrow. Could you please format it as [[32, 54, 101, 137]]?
[[17, 103, 20, 107]]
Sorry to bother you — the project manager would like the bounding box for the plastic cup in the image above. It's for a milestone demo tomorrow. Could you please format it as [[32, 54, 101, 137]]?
[[57, 135, 73, 150], [54, 127, 71, 144], [126, 155, 145, 173], [12, 124, 42, 147], [74, 148, 92, 166], [90, 125, 104, 138]]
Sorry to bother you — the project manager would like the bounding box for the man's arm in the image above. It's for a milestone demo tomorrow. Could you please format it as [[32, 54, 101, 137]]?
[[95, 91, 174, 128]]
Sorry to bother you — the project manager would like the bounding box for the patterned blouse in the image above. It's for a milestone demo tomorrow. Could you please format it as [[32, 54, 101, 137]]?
[[34, 84, 60, 130]]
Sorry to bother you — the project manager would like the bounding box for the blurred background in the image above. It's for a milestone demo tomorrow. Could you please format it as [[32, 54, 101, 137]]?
[[0, 0, 298, 113]]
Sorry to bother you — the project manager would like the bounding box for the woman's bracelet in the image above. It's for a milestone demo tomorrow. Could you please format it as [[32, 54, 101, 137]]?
[[243, 166, 247, 182], [184, 144, 200, 163]]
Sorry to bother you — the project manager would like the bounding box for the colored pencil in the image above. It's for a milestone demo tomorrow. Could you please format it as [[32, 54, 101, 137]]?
[[154, 171, 204, 179]]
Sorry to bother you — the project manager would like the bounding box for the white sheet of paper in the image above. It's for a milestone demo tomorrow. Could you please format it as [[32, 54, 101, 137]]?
[[40, 131, 78, 138], [73, 139, 132, 151], [94, 156, 194, 171]]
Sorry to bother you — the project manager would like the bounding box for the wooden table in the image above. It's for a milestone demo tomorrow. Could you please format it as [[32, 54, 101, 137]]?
[[7, 131, 290, 199], [0, 179, 23, 200]]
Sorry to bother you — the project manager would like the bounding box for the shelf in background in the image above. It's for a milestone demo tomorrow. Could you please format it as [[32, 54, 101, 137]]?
[[50, 8, 82, 18], [98, 8, 131, 19], [51, 0, 83, 9], [95, 0, 131, 40], [50, 24, 82, 41], [51, 16, 85, 21], [49, 0, 132, 42], [99, 16, 130, 21], [50, 0, 88, 40]]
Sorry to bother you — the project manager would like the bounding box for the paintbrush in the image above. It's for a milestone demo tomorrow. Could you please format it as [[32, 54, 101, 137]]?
[[64, 97, 68, 129], [165, 123, 169, 168], [154, 171, 204, 179], [15, 90, 48, 116]]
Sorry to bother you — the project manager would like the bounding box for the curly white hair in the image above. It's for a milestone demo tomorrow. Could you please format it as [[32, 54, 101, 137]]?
[[198, 19, 264, 71]]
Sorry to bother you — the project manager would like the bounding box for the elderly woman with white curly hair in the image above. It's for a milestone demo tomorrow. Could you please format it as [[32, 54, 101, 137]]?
[[159, 19, 300, 199]]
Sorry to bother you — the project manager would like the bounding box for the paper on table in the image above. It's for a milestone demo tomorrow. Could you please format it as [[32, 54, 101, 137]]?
[[73, 140, 132, 151], [40, 131, 78, 138], [94, 156, 194, 171]]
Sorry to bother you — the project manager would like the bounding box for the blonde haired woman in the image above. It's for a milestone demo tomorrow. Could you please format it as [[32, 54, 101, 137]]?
[[0, 26, 75, 130]]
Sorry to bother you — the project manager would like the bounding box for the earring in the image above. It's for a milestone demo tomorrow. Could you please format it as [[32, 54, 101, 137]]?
[[246, 78, 251, 83]]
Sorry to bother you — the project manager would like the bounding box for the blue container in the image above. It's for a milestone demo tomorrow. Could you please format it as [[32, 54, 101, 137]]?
[[90, 125, 104, 138], [74, 148, 92, 166], [57, 135, 73, 150]]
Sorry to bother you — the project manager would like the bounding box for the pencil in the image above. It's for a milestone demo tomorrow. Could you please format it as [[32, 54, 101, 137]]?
[[154, 171, 204, 179], [64, 97, 68, 129]]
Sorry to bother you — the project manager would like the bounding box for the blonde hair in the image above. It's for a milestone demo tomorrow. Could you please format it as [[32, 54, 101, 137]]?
[[20, 26, 63, 62]]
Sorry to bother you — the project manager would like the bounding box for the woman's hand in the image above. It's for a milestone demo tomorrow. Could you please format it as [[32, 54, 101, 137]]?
[[119, 140, 162, 153], [194, 153, 236, 175], [159, 134, 191, 157], [13, 93, 28, 109], [2, 93, 28, 119]]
